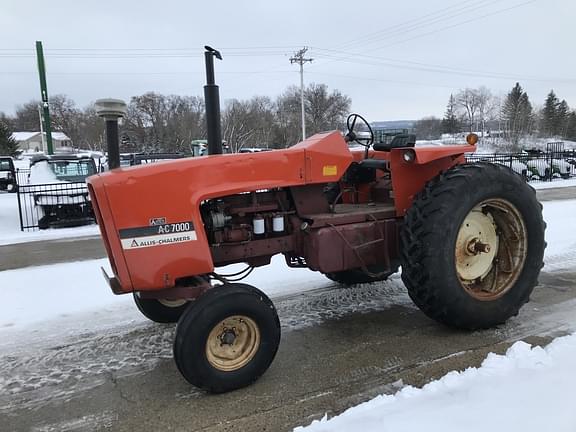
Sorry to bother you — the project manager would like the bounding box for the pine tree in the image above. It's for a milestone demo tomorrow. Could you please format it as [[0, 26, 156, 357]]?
[[565, 111, 576, 141], [442, 94, 460, 134], [501, 83, 533, 150], [0, 121, 18, 156], [541, 90, 559, 136], [557, 100, 570, 138]]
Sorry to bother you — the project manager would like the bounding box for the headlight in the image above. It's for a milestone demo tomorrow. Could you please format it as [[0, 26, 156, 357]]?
[[403, 149, 416, 163]]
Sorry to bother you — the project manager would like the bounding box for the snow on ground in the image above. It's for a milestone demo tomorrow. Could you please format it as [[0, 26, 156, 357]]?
[[0, 193, 99, 246], [296, 333, 576, 432], [0, 255, 330, 344], [531, 178, 576, 190], [542, 200, 576, 260]]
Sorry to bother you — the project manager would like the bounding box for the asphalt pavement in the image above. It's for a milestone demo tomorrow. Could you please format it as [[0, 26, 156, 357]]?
[[0, 269, 574, 431]]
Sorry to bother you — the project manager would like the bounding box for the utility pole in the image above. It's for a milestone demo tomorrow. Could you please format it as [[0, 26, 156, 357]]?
[[290, 47, 313, 141], [38, 105, 45, 153], [35, 41, 53, 155]]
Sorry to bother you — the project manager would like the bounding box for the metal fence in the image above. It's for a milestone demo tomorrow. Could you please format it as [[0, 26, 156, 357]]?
[[16, 182, 95, 231], [15, 168, 30, 186], [466, 150, 576, 183]]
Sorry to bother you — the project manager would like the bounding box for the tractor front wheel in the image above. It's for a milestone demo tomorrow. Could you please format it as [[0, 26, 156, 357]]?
[[401, 163, 545, 330], [133, 293, 190, 323], [173, 283, 280, 393]]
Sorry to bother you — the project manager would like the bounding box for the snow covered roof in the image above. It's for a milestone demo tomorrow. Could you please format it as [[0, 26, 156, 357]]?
[[11, 132, 71, 141], [11, 132, 39, 141]]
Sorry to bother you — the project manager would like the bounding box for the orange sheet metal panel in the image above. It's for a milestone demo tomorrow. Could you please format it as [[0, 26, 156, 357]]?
[[88, 131, 353, 293], [292, 131, 353, 183], [390, 145, 475, 216]]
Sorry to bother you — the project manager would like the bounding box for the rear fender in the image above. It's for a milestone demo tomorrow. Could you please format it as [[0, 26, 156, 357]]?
[[390, 145, 476, 216]]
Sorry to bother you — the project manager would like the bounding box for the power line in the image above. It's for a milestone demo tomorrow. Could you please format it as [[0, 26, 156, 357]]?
[[310, 0, 537, 70], [335, 0, 501, 51], [309, 47, 575, 84], [290, 47, 313, 140]]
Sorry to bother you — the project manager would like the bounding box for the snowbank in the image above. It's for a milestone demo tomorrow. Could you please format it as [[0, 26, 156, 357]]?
[[296, 334, 576, 432]]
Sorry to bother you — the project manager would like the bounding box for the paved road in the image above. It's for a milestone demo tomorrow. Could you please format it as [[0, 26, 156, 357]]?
[[1, 186, 574, 271], [0, 269, 574, 431]]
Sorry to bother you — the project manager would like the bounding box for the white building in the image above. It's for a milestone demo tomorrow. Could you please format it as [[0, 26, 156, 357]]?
[[11, 132, 73, 152]]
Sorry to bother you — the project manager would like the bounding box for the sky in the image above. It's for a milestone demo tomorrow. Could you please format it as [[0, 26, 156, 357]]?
[[1, 0, 575, 121]]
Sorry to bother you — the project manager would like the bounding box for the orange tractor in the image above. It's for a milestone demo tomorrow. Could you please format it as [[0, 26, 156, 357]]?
[[87, 48, 545, 393]]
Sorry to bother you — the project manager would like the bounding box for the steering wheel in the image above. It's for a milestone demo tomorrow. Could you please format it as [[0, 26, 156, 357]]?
[[345, 113, 374, 148]]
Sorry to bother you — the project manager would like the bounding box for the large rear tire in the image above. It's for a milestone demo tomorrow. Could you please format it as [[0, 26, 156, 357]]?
[[173, 283, 280, 393], [401, 163, 545, 330]]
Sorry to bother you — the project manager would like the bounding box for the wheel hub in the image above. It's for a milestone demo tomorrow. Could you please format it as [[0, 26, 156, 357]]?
[[455, 209, 498, 281], [454, 199, 528, 301], [205, 315, 260, 372]]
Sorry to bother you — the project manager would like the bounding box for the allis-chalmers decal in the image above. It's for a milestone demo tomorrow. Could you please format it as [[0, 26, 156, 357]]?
[[119, 221, 196, 249]]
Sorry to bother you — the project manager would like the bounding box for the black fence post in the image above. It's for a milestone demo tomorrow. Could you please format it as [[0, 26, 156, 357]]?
[[16, 185, 24, 232]]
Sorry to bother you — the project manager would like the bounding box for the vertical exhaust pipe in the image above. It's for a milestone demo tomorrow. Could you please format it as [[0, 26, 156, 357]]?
[[204, 46, 223, 155]]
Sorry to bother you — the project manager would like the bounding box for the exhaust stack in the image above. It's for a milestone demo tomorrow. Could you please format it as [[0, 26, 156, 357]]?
[[204, 46, 223, 155]]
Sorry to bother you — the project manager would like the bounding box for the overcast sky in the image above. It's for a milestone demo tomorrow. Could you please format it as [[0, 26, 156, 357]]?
[[1, 0, 575, 121]]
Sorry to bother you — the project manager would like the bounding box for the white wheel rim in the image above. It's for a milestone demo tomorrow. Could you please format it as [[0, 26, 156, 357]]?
[[455, 208, 499, 281], [455, 199, 528, 301], [158, 299, 187, 308], [205, 315, 261, 372]]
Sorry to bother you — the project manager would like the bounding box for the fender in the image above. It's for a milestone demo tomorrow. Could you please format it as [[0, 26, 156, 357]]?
[[390, 145, 476, 216]]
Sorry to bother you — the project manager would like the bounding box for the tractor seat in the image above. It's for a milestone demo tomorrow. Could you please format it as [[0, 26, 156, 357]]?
[[357, 158, 389, 170], [373, 134, 416, 152]]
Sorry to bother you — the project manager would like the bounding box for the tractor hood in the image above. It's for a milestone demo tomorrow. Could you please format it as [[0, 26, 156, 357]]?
[[87, 131, 353, 293]]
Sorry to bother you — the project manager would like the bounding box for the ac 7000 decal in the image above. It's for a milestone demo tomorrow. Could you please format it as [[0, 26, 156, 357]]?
[[119, 221, 197, 249]]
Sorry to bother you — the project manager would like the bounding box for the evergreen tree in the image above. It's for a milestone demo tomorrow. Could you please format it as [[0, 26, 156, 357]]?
[[541, 90, 559, 136], [557, 100, 570, 137], [0, 121, 18, 156], [442, 94, 460, 134], [501, 83, 533, 150], [565, 111, 576, 141]]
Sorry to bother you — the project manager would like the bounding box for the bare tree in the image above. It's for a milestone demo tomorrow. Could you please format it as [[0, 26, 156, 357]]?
[[222, 96, 275, 152], [272, 84, 350, 148], [123, 93, 205, 152]]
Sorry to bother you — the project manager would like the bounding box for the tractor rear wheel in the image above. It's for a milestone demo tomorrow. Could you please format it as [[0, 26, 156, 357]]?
[[133, 293, 190, 323], [324, 264, 399, 285], [401, 163, 545, 330], [173, 283, 280, 393]]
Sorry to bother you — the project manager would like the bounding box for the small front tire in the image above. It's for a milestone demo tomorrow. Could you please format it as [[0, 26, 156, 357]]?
[[133, 293, 190, 323], [173, 283, 280, 393]]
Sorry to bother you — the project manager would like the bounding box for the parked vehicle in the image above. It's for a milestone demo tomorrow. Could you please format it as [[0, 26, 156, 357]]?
[[0, 156, 17, 192], [89, 113, 545, 393], [489, 157, 529, 180], [28, 154, 96, 229], [525, 158, 573, 180], [551, 159, 572, 179]]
